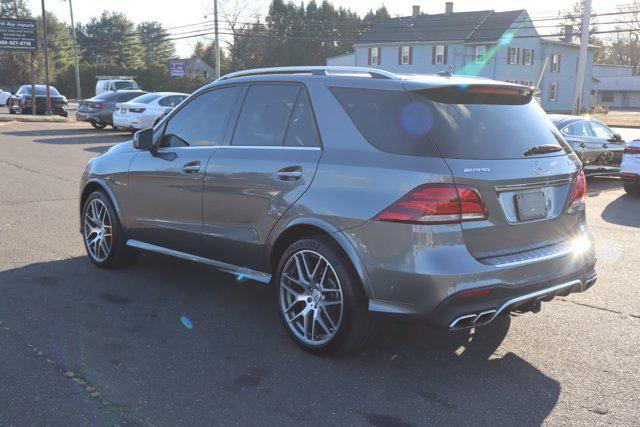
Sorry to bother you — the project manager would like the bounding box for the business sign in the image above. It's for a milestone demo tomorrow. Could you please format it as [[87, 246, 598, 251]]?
[[0, 18, 37, 51], [169, 60, 186, 77]]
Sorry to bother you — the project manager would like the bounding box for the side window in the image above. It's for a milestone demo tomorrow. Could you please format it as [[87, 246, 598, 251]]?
[[590, 121, 613, 139], [284, 90, 321, 148], [231, 85, 300, 147], [566, 121, 593, 137], [158, 96, 176, 107], [161, 86, 239, 148]]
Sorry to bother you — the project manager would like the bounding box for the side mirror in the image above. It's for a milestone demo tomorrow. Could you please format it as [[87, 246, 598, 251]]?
[[133, 128, 154, 151], [611, 133, 623, 142]]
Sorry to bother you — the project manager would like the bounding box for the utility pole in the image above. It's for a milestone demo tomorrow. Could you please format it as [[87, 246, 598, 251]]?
[[214, 0, 220, 79], [41, 0, 52, 115], [68, 0, 82, 100], [573, 0, 592, 115]]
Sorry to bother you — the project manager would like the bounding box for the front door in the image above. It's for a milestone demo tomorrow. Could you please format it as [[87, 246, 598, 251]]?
[[125, 86, 241, 254], [201, 84, 322, 270]]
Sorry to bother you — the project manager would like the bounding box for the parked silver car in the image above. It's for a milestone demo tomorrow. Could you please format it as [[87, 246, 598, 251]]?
[[80, 67, 597, 354]]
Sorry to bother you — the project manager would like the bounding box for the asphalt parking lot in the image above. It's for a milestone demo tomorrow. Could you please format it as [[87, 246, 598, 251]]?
[[1, 121, 639, 425]]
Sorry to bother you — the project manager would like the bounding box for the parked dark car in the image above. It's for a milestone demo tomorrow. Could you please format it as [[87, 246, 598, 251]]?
[[80, 67, 596, 354], [550, 115, 625, 176], [7, 85, 68, 117], [76, 90, 147, 130]]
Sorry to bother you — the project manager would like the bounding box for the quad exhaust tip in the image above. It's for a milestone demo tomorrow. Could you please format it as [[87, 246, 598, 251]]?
[[448, 278, 593, 330]]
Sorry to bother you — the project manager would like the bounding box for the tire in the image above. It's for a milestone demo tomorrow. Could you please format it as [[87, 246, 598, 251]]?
[[91, 122, 107, 130], [8, 106, 15, 115], [275, 236, 372, 355], [623, 182, 640, 196], [82, 190, 137, 269]]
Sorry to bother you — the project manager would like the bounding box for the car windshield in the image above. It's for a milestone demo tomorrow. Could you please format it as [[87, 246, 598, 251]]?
[[130, 93, 161, 104], [20, 86, 61, 96], [114, 81, 139, 90]]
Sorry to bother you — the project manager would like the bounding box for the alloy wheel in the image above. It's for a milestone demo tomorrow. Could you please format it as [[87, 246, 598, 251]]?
[[279, 250, 344, 346], [83, 199, 113, 262]]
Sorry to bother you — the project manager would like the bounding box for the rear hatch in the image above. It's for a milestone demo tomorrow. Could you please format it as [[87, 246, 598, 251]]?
[[405, 82, 582, 261]]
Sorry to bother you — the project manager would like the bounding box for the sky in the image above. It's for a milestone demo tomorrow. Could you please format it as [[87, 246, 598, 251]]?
[[25, 0, 625, 57]]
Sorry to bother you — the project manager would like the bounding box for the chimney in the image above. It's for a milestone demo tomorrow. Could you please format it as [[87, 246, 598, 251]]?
[[412, 5, 420, 17], [445, 2, 454, 14], [564, 25, 573, 42]]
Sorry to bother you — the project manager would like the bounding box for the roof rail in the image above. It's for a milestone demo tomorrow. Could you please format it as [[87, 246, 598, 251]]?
[[217, 66, 399, 81]]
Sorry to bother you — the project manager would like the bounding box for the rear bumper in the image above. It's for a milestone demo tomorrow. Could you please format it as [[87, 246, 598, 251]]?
[[340, 220, 597, 327]]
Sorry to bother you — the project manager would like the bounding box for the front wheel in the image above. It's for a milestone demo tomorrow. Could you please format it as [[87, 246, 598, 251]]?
[[275, 237, 372, 354], [91, 122, 107, 130], [82, 191, 137, 268]]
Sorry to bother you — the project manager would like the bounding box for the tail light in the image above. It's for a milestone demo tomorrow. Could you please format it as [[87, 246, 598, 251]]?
[[373, 184, 489, 225], [624, 146, 640, 155], [567, 171, 587, 211], [129, 108, 146, 113], [96, 103, 105, 109]]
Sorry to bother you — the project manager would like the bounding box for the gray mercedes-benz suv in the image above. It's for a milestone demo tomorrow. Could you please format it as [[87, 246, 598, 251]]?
[[80, 67, 597, 354]]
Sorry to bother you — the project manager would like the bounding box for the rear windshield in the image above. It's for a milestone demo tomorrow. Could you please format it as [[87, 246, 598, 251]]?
[[130, 93, 161, 104], [114, 81, 138, 90], [331, 86, 570, 159]]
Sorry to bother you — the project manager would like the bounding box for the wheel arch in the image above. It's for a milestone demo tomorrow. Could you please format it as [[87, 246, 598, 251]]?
[[79, 178, 125, 234], [267, 218, 374, 298]]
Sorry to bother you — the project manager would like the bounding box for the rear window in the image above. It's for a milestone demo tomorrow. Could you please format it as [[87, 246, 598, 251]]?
[[114, 81, 138, 90], [130, 93, 161, 104], [331, 86, 570, 159]]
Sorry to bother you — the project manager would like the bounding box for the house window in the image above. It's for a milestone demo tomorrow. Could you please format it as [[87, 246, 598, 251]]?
[[435, 45, 445, 64], [601, 92, 614, 103], [203, 71, 209, 79], [401, 46, 411, 65], [523, 49, 532, 66], [549, 83, 558, 102], [508, 47, 518, 65], [369, 47, 380, 65], [476, 46, 486, 63], [551, 54, 560, 73]]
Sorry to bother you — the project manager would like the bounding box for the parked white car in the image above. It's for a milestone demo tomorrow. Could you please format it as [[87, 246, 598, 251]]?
[[0, 89, 11, 106], [112, 92, 188, 131], [621, 139, 640, 195]]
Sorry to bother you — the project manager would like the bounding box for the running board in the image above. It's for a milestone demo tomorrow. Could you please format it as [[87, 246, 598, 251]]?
[[126, 239, 272, 284]]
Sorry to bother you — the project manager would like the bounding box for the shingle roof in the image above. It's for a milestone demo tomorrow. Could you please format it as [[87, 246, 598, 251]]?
[[357, 10, 525, 44]]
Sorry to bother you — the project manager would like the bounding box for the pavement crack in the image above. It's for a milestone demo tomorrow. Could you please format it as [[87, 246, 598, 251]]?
[[0, 319, 147, 426], [558, 298, 640, 319], [5, 197, 76, 206], [0, 160, 76, 183]]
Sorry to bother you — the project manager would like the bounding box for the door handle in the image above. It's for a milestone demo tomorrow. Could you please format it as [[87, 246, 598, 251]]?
[[275, 168, 302, 181], [181, 161, 201, 174]]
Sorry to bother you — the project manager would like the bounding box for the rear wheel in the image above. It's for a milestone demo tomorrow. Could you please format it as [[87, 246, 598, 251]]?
[[91, 122, 107, 130], [623, 182, 640, 196], [275, 237, 372, 354], [82, 191, 137, 268]]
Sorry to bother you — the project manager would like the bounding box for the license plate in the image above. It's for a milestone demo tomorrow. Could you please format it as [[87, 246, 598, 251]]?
[[515, 191, 547, 221]]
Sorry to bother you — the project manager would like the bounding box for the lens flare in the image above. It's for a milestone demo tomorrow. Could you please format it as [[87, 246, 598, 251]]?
[[180, 316, 193, 330], [400, 102, 433, 136]]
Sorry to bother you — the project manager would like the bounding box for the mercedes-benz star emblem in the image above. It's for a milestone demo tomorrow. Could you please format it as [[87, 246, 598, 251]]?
[[534, 160, 544, 175]]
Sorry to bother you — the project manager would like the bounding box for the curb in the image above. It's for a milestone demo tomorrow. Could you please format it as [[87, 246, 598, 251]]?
[[0, 115, 69, 124]]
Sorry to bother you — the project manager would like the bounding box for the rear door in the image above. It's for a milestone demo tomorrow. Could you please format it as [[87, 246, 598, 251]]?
[[589, 120, 625, 167], [561, 120, 601, 165], [201, 83, 322, 269], [408, 85, 581, 259]]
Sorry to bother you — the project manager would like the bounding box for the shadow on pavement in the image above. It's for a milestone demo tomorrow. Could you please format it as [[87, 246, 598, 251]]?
[[3, 127, 130, 145], [602, 194, 640, 228], [0, 255, 561, 425], [587, 177, 622, 197]]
